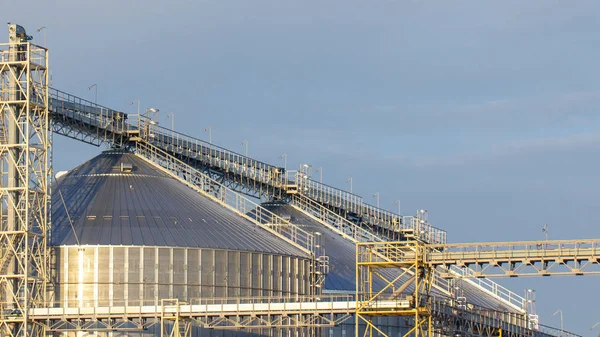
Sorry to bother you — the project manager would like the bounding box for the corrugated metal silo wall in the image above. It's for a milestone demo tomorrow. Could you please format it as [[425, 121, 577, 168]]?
[[55, 246, 312, 307], [53, 246, 410, 336]]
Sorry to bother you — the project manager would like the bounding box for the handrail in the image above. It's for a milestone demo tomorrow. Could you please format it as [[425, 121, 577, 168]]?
[[298, 175, 447, 244], [42, 86, 524, 315], [290, 194, 383, 243], [447, 265, 526, 311], [134, 140, 315, 256], [144, 124, 284, 186], [46, 88, 449, 246], [358, 241, 526, 313]]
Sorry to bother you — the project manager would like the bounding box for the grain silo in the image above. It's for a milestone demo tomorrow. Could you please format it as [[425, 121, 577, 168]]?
[[51, 151, 315, 336]]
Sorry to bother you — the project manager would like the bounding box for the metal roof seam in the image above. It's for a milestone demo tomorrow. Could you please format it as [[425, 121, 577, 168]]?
[[51, 152, 307, 257]]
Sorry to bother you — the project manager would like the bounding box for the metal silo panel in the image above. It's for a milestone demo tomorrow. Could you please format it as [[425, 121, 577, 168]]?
[[128, 247, 140, 305], [239, 252, 250, 297], [273, 255, 282, 296], [291, 257, 298, 296], [188, 249, 200, 300], [98, 247, 109, 306], [281, 256, 289, 295], [120, 216, 132, 245], [67, 247, 78, 307], [296, 258, 302, 295], [55, 249, 63, 306], [201, 250, 214, 297], [251, 253, 261, 297], [82, 248, 94, 307], [113, 247, 125, 305], [143, 247, 156, 305], [215, 250, 227, 298], [173, 248, 185, 300], [227, 251, 240, 298], [158, 248, 170, 300], [303, 260, 310, 295], [262, 254, 272, 297]]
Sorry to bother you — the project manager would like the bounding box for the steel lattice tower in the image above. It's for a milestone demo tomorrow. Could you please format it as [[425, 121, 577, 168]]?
[[0, 24, 51, 336]]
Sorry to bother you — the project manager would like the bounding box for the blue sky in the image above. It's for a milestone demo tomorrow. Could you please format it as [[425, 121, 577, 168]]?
[[6, 1, 600, 335]]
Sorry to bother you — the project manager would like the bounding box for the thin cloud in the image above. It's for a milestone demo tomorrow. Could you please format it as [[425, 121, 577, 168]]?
[[385, 132, 600, 169]]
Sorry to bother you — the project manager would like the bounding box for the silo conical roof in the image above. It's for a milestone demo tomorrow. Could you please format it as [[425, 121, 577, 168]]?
[[52, 151, 307, 257]]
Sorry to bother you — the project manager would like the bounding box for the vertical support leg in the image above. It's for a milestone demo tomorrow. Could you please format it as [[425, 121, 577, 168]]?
[[0, 24, 50, 337]]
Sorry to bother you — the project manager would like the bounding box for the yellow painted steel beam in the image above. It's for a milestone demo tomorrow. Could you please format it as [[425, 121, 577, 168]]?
[[427, 238, 600, 278]]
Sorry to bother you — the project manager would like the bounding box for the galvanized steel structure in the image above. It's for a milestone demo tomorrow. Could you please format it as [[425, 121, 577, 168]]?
[[0, 23, 596, 337], [0, 24, 51, 337], [53, 152, 314, 310]]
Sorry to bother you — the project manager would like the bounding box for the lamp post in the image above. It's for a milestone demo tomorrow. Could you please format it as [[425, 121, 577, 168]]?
[[204, 127, 212, 143], [279, 153, 287, 171], [87, 84, 97, 104], [394, 200, 401, 215], [145, 108, 159, 122], [345, 177, 352, 193], [550, 310, 563, 336], [241, 140, 248, 157], [314, 167, 322, 183], [301, 164, 311, 193], [165, 112, 175, 130], [542, 224, 548, 241], [373, 192, 380, 208], [525, 289, 536, 313], [302, 164, 312, 177], [36, 26, 46, 47]]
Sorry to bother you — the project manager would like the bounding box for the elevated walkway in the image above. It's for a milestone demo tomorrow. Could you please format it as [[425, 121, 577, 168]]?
[[21, 295, 569, 337], [40, 87, 555, 334], [427, 239, 600, 277], [47, 92, 447, 244]]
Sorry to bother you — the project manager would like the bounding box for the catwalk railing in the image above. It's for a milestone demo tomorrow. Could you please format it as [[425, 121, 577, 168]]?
[[43, 87, 526, 320], [289, 193, 383, 243], [426, 296, 575, 337], [17, 294, 568, 336], [46, 90, 447, 245], [137, 123, 448, 244], [358, 239, 600, 278], [24, 295, 354, 331], [427, 239, 600, 277], [134, 140, 315, 256], [356, 242, 580, 337], [289, 195, 525, 311], [50, 88, 129, 146], [146, 124, 281, 187], [295, 174, 447, 244]]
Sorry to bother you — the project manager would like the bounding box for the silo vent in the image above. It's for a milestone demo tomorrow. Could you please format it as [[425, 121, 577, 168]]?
[[120, 162, 133, 173]]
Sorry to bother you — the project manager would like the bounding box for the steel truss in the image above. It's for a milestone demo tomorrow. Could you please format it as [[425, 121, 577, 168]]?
[[29, 313, 350, 334], [427, 239, 600, 278], [356, 240, 595, 337], [0, 25, 51, 337], [139, 122, 447, 243], [45, 317, 154, 333], [23, 296, 355, 333], [49, 88, 130, 148], [145, 124, 288, 200], [356, 242, 434, 337], [0, 23, 590, 337]]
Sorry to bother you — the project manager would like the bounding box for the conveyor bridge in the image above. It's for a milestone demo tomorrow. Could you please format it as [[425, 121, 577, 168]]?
[[356, 240, 600, 336], [9, 295, 572, 337]]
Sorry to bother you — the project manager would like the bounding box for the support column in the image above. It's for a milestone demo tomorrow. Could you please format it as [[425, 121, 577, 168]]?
[[0, 24, 51, 337]]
